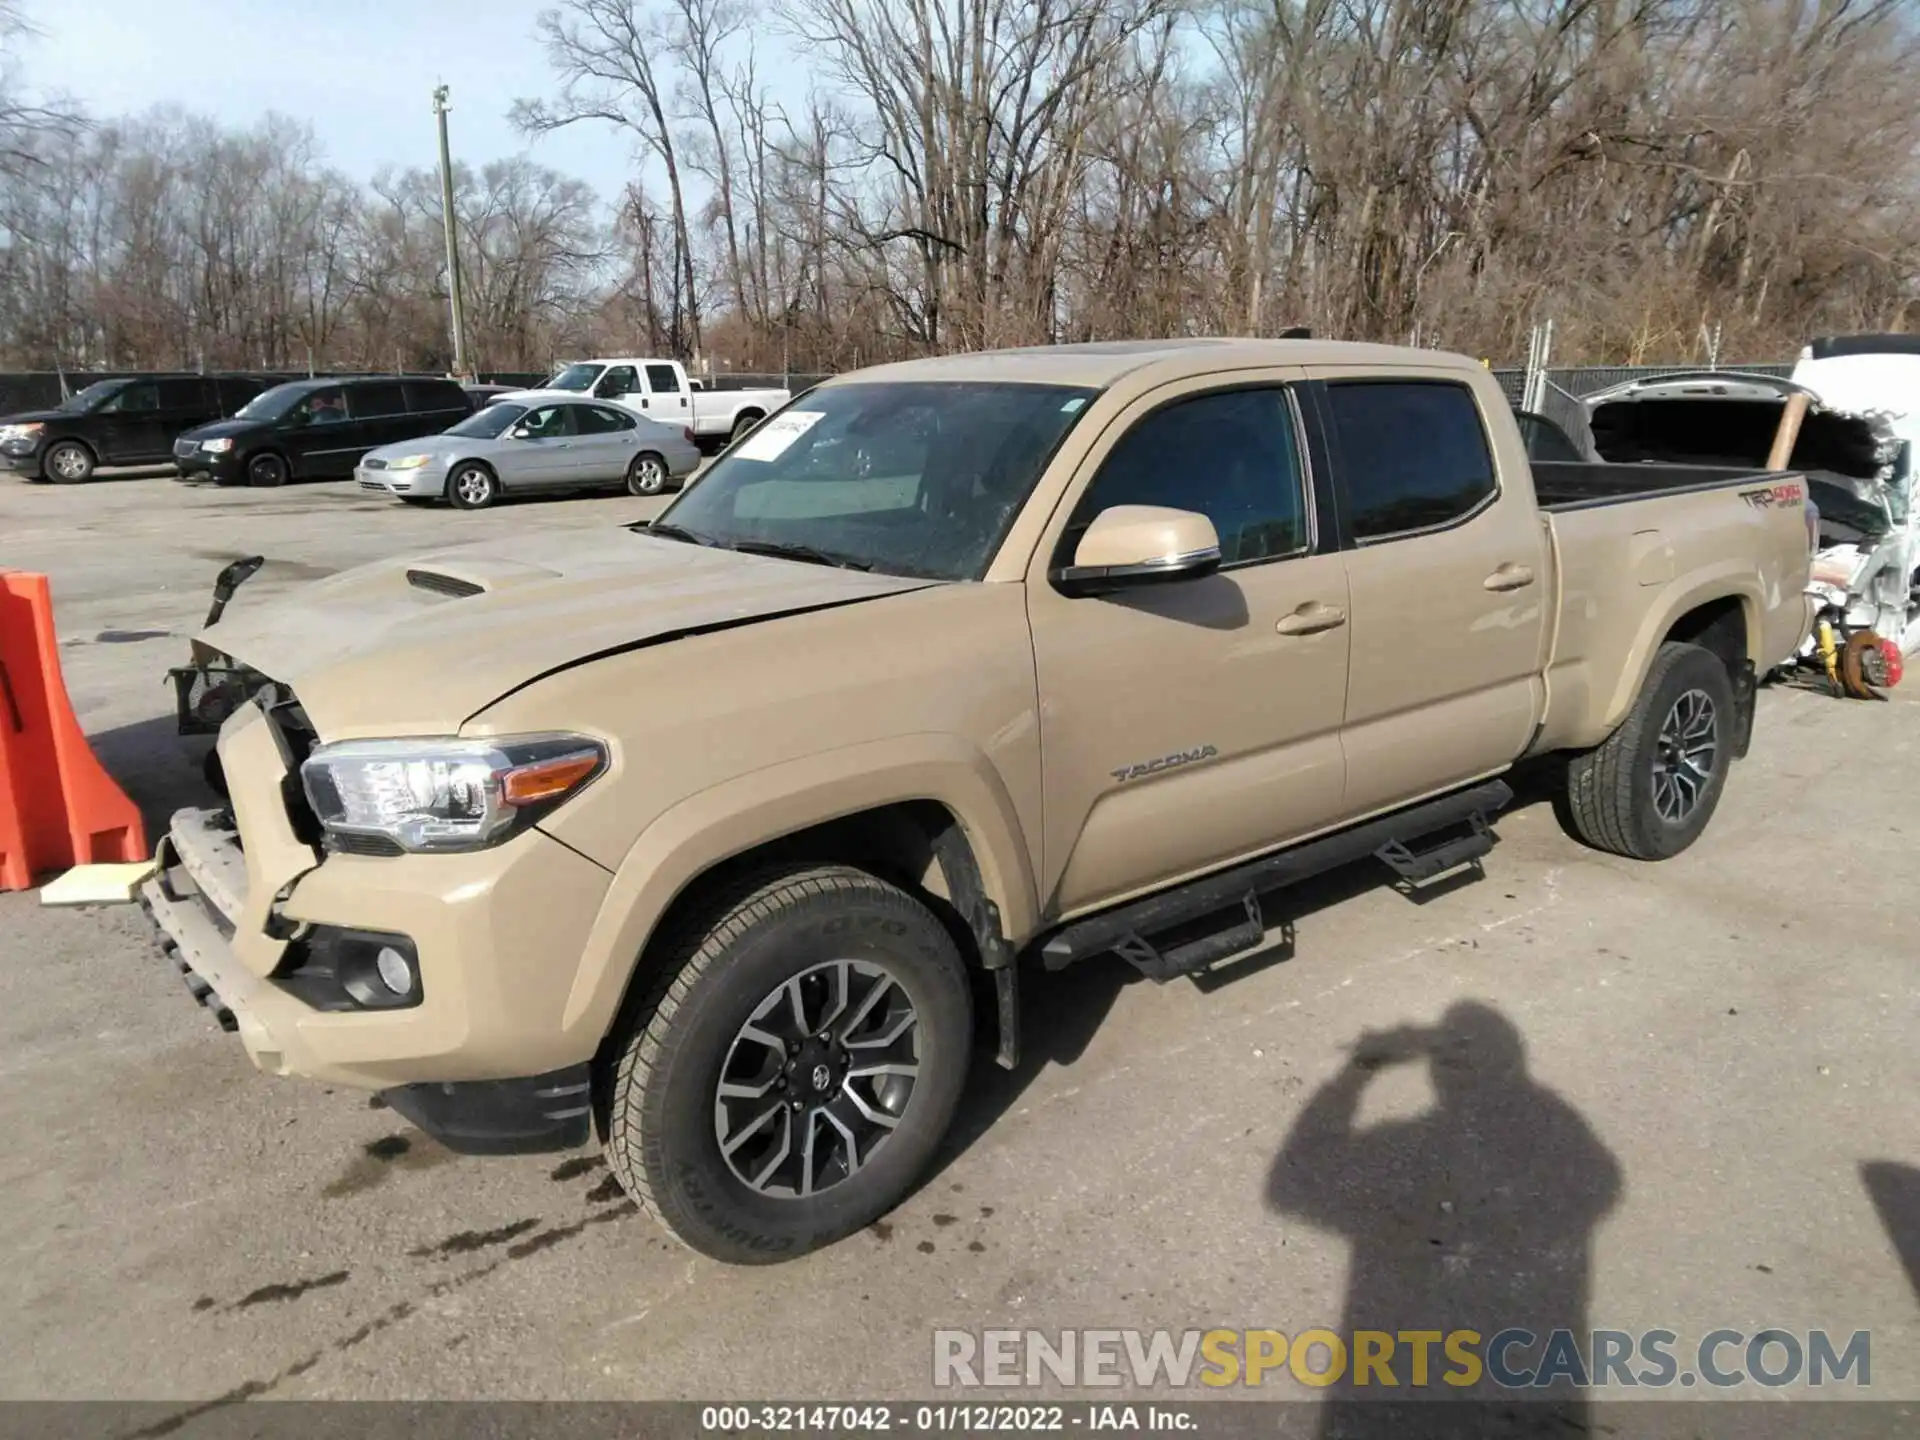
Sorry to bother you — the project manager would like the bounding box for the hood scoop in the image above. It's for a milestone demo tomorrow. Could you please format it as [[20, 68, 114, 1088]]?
[[406, 569, 486, 599]]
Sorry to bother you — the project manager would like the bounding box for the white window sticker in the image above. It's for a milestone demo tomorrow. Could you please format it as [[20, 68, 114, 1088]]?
[[734, 410, 825, 462]]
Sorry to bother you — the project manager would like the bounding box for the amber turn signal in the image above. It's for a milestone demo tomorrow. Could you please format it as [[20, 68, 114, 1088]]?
[[502, 750, 604, 806]]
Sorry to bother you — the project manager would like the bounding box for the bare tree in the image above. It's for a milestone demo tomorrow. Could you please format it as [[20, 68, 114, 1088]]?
[[516, 0, 704, 359]]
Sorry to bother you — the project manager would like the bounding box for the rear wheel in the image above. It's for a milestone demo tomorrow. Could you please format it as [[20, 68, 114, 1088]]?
[[44, 440, 95, 484], [729, 412, 763, 445], [447, 463, 498, 510], [1563, 641, 1735, 859], [626, 452, 669, 496], [244, 452, 288, 488], [603, 865, 973, 1263]]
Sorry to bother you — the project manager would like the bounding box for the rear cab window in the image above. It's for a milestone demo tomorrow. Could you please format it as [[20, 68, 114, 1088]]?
[[1325, 381, 1497, 541], [645, 364, 683, 395]]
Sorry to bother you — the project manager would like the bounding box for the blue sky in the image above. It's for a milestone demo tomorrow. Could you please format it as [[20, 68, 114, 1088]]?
[[25, 0, 715, 201]]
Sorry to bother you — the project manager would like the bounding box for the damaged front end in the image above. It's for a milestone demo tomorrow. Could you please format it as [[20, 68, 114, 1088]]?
[[166, 556, 274, 786]]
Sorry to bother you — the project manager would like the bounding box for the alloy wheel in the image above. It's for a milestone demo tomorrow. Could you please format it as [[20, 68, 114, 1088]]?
[[1651, 687, 1717, 824], [713, 959, 920, 1199]]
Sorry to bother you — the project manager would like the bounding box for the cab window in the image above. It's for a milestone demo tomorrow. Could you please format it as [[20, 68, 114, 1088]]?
[[1064, 388, 1309, 565], [1327, 382, 1497, 541]]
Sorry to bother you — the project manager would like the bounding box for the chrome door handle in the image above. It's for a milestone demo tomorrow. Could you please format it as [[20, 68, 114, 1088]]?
[[1483, 563, 1535, 592], [1276, 602, 1348, 636]]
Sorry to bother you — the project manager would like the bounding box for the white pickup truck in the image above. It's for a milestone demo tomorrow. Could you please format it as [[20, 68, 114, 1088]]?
[[498, 359, 790, 450]]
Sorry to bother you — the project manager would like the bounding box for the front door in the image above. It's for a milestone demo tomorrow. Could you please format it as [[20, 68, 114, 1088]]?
[[503, 403, 580, 488], [1310, 371, 1549, 815], [1027, 376, 1352, 919], [96, 381, 165, 463], [282, 385, 356, 477]]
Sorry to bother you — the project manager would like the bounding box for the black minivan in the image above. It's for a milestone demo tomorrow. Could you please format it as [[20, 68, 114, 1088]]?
[[0, 374, 269, 483], [174, 376, 473, 487]]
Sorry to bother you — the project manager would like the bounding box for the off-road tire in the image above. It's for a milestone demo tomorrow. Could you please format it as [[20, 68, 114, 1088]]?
[[603, 864, 973, 1264], [1563, 640, 1735, 860], [44, 440, 96, 484]]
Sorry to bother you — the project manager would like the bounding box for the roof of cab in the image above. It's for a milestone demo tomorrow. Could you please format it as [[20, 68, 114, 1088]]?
[[830, 337, 1484, 389]]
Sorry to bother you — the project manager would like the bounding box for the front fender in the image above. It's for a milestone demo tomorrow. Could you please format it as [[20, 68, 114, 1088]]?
[[556, 732, 1040, 1041]]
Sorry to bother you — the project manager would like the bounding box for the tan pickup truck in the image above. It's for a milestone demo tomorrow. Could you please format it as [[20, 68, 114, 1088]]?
[[146, 339, 1813, 1262]]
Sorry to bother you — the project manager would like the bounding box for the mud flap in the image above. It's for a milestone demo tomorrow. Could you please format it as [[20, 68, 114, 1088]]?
[[1731, 659, 1758, 759]]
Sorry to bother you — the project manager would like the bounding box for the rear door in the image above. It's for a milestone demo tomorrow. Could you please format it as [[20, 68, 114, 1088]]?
[[1311, 373, 1549, 815], [155, 377, 217, 454], [570, 402, 640, 483], [347, 381, 414, 455], [1026, 374, 1352, 917], [402, 379, 472, 437], [642, 362, 692, 426], [95, 381, 165, 463], [215, 377, 266, 416]]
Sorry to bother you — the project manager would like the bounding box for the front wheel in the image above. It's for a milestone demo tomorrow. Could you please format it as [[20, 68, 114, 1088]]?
[[244, 452, 288, 488], [447, 463, 498, 510], [603, 865, 974, 1264], [626, 452, 669, 496], [1562, 641, 1735, 859], [44, 440, 95, 484]]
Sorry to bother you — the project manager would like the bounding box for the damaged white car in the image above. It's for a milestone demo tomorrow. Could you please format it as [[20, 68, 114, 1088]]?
[[1583, 335, 1918, 697]]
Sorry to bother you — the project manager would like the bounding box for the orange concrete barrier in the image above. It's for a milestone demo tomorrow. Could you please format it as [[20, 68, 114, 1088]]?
[[0, 572, 147, 891]]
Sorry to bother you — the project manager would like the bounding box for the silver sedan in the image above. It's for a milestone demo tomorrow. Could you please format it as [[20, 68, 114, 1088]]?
[[355, 399, 702, 509]]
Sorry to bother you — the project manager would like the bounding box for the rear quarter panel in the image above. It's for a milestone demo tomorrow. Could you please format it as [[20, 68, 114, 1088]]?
[[1534, 476, 1813, 752]]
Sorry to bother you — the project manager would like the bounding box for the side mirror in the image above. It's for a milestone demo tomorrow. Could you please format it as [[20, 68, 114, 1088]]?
[[508, 425, 532, 440], [1052, 505, 1222, 597]]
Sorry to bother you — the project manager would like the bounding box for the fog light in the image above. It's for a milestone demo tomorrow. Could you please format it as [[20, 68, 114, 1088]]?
[[375, 945, 415, 996]]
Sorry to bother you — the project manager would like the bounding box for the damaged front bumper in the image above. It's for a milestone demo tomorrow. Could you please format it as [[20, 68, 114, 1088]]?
[[138, 697, 612, 1153]]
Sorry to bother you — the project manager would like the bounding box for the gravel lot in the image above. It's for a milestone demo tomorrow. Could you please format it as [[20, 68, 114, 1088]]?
[[2, 471, 1917, 1419]]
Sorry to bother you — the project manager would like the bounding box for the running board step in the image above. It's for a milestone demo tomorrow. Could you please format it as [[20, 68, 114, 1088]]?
[[1040, 779, 1513, 976], [1374, 815, 1496, 885]]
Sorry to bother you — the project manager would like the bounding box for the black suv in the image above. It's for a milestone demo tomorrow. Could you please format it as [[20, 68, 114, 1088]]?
[[175, 377, 473, 486], [0, 374, 268, 483]]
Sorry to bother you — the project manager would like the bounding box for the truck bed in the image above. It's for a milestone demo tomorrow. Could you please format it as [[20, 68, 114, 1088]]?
[[1531, 461, 1779, 512]]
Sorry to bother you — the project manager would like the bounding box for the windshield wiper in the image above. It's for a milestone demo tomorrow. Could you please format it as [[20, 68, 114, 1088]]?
[[728, 539, 874, 572], [632, 520, 712, 544]]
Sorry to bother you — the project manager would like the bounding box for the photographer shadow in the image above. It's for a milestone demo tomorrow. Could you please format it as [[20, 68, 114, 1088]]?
[[1266, 1001, 1622, 1437]]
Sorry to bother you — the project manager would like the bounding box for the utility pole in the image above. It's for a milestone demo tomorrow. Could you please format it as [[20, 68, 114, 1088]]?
[[432, 84, 470, 381]]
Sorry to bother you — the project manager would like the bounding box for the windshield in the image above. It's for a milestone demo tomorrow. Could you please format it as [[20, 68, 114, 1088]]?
[[445, 402, 528, 439], [652, 381, 1098, 581], [234, 383, 312, 421], [546, 363, 602, 392], [56, 380, 127, 413]]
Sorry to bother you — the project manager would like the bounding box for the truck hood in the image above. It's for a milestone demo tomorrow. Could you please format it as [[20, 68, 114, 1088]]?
[[199, 527, 943, 738], [0, 407, 66, 427]]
